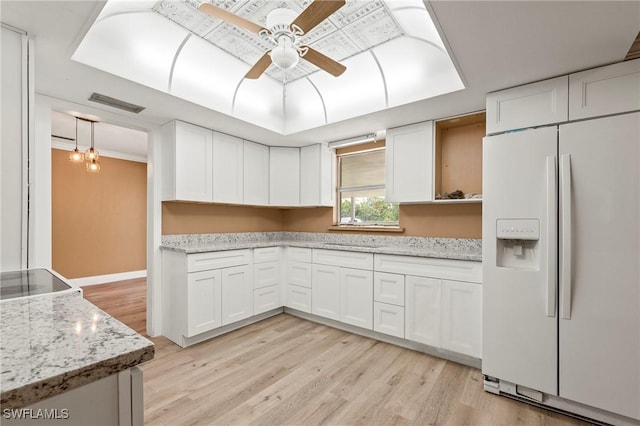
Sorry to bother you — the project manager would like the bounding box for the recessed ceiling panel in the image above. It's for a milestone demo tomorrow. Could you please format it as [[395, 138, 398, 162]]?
[[283, 78, 327, 134]]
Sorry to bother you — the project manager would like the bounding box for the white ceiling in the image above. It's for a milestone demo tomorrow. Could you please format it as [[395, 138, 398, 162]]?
[[1, 1, 638, 151]]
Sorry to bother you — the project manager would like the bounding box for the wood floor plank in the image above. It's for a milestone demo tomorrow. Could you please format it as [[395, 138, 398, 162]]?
[[83, 279, 591, 426]]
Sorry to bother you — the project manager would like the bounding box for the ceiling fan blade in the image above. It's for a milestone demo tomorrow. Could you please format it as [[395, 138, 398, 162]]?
[[301, 47, 346, 77], [198, 2, 267, 34], [245, 52, 272, 79], [290, 0, 346, 34]]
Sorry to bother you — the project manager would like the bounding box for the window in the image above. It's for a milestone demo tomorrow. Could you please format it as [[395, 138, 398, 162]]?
[[337, 146, 399, 226]]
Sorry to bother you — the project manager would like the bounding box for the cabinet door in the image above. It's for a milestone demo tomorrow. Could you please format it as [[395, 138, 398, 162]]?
[[174, 121, 213, 202], [286, 284, 311, 313], [339, 268, 373, 329], [300, 144, 333, 207], [569, 59, 640, 120], [385, 121, 434, 202], [373, 302, 404, 338], [187, 269, 222, 336], [253, 285, 281, 315], [221, 265, 252, 325], [405, 275, 441, 347], [269, 147, 300, 206], [212, 132, 243, 204], [243, 140, 269, 206], [373, 272, 405, 306], [485, 76, 568, 134], [311, 264, 340, 320], [441, 280, 482, 358]]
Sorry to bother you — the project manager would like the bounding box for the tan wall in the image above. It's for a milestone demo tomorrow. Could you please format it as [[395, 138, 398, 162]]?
[[52, 149, 147, 279], [164, 202, 481, 239], [162, 202, 285, 235]]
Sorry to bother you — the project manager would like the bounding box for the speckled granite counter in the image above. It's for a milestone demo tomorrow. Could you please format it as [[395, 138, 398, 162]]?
[[161, 232, 482, 261], [0, 291, 154, 409]]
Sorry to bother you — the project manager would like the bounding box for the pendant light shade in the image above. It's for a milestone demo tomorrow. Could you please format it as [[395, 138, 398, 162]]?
[[69, 117, 85, 162], [86, 158, 101, 172]]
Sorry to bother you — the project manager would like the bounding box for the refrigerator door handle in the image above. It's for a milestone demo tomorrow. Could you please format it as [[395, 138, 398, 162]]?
[[560, 154, 572, 320], [546, 156, 557, 317]]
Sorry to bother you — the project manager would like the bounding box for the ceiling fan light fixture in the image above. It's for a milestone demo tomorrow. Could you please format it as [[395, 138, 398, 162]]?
[[271, 37, 299, 70]]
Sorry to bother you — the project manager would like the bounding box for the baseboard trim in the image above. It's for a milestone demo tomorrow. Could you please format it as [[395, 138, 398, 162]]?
[[69, 270, 147, 287]]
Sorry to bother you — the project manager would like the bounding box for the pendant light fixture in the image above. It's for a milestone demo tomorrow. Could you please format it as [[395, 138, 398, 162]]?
[[68, 117, 85, 162], [85, 120, 101, 173]]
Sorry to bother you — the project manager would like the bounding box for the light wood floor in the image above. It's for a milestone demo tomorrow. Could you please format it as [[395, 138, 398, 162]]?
[[83, 280, 592, 426]]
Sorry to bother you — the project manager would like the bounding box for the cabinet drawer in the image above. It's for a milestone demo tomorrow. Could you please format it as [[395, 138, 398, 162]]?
[[253, 261, 279, 289], [187, 249, 251, 272], [375, 254, 482, 283], [313, 249, 373, 270], [486, 76, 568, 134], [287, 261, 312, 288], [286, 285, 311, 313], [569, 59, 640, 120], [374, 272, 405, 306], [287, 247, 312, 263], [374, 302, 405, 339], [254, 247, 280, 264], [253, 285, 281, 315]]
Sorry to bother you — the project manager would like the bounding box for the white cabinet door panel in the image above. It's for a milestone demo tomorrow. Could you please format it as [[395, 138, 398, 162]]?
[[311, 264, 340, 320], [187, 269, 222, 336], [300, 144, 333, 206], [243, 140, 269, 206], [286, 285, 311, 313], [269, 147, 300, 206], [221, 265, 252, 325], [374, 272, 405, 306], [441, 280, 482, 358], [212, 132, 243, 204], [339, 268, 373, 329], [172, 121, 213, 202], [373, 302, 404, 338], [405, 275, 441, 347]]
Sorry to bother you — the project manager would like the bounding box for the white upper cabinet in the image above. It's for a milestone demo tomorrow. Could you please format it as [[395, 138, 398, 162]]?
[[163, 120, 213, 202], [269, 147, 300, 206], [385, 121, 434, 203], [569, 59, 640, 120], [300, 144, 334, 207], [212, 132, 243, 204], [243, 141, 269, 206], [486, 76, 569, 134]]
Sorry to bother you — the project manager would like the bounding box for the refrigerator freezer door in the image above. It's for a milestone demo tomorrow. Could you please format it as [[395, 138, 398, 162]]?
[[559, 112, 640, 420], [482, 126, 558, 395]]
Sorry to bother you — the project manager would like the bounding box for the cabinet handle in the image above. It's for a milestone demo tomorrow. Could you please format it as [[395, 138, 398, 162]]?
[[560, 154, 572, 320], [546, 156, 557, 317]]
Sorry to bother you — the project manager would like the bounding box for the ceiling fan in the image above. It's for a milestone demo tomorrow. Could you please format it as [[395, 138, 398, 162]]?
[[198, 1, 347, 79]]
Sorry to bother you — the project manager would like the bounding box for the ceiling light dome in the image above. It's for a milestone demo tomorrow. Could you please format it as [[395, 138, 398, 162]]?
[[270, 36, 299, 70]]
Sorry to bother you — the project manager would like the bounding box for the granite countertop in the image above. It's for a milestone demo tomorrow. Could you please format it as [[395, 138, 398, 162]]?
[[0, 291, 154, 409], [160, 233, 482, 262]]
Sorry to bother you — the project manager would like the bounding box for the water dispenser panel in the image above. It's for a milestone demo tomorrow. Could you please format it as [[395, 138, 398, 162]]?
[[496, 219, 540, 240]]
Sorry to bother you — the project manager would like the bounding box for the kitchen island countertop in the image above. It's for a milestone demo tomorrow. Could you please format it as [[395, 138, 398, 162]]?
[[0, 291, 154, 409]]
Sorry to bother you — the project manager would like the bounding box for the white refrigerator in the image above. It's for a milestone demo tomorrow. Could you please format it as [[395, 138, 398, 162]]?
[[482, 111, 640, 423]]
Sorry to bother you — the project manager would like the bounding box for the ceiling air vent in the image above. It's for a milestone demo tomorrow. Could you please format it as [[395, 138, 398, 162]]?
[[88, 92, 145, 114], [625, 31, 640, 61]]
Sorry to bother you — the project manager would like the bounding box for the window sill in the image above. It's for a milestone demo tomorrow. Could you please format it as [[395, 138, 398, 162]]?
[[327, 225, 405, 233]]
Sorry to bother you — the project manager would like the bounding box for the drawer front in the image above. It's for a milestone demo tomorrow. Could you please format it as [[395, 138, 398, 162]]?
[[375, 254, 482, 283], [287, 261, 312, 288], [486, 75, 568, 134], [254, 246, 280, 264], [187, 249, 251, 272], [313, 249, 373, 270], [253, 261, 279, 289], [287, 247, 312, 263], [253, 285, 281, 315], [569, 59, 640, 120], [286, 285, 311, 313], [373, 302, 405, 339], [374, 272, 405, 306]]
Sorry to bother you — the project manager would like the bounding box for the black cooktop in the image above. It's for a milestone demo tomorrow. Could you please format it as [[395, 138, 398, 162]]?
[[0, 269, 72, 300]]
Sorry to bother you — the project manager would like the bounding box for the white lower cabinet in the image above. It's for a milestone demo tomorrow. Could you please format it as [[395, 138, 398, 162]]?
[[339, 268, 373, 329], [441, 280, 482, 357], [253, 285, 281, 315], [187, 269, 222, 336], [405, 275, 441, 347], [221, 265, 252, 325], [286, 285, 311, 312], [311, 264, 340, 320], [373, 302, 405, 338]]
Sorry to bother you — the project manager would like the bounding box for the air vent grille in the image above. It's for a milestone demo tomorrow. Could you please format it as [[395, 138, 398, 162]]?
[[88, 93, 145, 114]]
